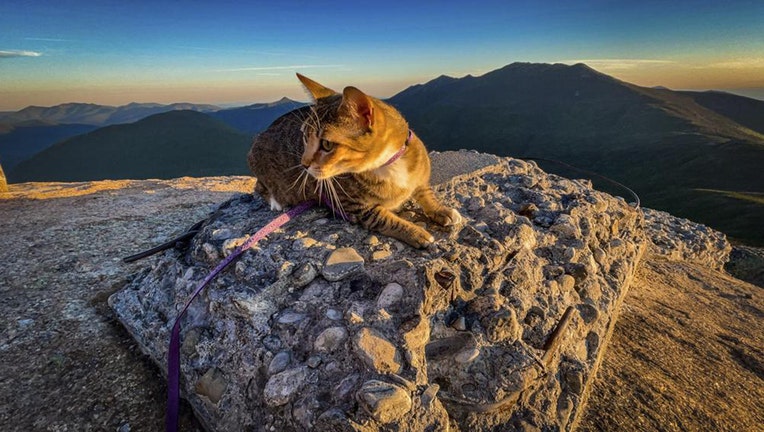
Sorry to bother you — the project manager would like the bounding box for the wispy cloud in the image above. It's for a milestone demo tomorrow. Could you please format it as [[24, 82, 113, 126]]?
[[0, 50, 43, 58], [24, 37, 73, 42], [216, 64, 344, 72], [703, 58, 764, 69], [562, 59, 675, 70]]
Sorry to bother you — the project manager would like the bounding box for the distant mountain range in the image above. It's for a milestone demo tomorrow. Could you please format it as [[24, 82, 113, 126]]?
[[0, 102, 220, 126], [4, 63, 764, 245]]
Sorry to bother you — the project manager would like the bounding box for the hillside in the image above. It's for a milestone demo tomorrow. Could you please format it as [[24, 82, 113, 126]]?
[[9, 111, 251, 182], [0, 122, 98, 170], [209, 97, 306, 134], [679, 90, 764, 135], [389, 62, 764, 245]]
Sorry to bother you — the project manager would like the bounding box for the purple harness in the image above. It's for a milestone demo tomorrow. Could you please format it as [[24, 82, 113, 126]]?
[[165, 130, 412, 432]]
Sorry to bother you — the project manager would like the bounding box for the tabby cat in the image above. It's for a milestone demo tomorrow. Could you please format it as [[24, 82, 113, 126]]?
[[247, 74, 461, 248]]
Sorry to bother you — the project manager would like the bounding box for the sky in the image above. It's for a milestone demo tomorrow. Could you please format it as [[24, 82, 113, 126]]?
[[1, 0, 763, 110]]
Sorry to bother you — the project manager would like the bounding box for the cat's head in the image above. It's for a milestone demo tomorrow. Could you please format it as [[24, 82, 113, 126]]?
[[296, 74, 409, 180]]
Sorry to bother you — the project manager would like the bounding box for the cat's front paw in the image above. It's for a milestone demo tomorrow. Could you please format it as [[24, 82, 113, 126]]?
[[430, 207, 463, 227], [408, 226, 436, 249]]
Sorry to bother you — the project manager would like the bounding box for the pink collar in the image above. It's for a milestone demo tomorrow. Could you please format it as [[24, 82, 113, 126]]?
[[380, 129, 412, 168]]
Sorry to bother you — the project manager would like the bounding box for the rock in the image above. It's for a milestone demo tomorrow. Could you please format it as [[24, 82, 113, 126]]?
[[325, 308, 342, 321], [292, 262, 318, 287], [110, 155, 651, 432], [376, 283, 404, 309], [353, 328, 402, 374], [643, 208, 731, 269], [277, 310, 306, 324], [455, 347, 480, 363], [268, 351, 290, 375], [314, 326, 348, 352], [194, 368, 227, 404], [371, 249, 392, 261], [322, 248, 365, 281], [263, 366, 308, 406], [356, 380, 412, 424]]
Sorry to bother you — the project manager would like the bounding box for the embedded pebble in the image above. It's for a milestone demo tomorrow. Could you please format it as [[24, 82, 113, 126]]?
[[371, 250, 392, 261], [353, 328, 401, 374], [292, 262, 318, 287], [314, 326, 349, 352], [277, 310, 307, 324], [451, 316, 467, 331], [292, 237, 318, 251], [307, 355, 322, 368], [322, 248, 365, 281], [325, 308, 342, 321], [263, 367, 308, 406], [194, 368, 228, 405], [455, 347, 481, 363], [268, 351, 291, 375], [421, 384, 440, 408], [356, 380, 412, 424], [211, 228, 232, 241], [376, 283, 404, 309]]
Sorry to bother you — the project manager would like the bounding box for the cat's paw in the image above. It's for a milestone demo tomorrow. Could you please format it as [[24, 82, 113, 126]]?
[[430, 208, 463, 227], [408, 227, 436, 249]]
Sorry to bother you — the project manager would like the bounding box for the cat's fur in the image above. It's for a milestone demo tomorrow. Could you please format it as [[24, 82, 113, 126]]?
[[247, 74, 461, 248]]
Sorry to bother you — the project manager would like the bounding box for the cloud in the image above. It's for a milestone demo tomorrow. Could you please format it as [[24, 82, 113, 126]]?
[[562, 59, 675, 70], [0, 50, 43, 58], [24, 37, 73, 42], [216, 64, 344, 72], [703, 58, 764, 69]]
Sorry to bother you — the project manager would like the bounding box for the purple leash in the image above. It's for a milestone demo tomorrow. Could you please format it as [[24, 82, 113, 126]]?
[[166, 200, 316, 432]]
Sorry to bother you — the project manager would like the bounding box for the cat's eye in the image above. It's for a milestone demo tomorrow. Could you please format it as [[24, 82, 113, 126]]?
[[320, 139, 335, 152]]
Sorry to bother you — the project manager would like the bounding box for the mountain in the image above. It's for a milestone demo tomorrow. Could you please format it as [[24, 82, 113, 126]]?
[[210, 97, 307, 134], [389, 62, 764, 245], [0, 102, 221, 126], [0, 121, 99, 171], [9, 111, 251, 182]]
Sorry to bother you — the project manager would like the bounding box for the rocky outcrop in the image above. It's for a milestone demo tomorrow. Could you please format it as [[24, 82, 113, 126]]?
[[642, 208, 730, 270], [110, 157, 647, 431]]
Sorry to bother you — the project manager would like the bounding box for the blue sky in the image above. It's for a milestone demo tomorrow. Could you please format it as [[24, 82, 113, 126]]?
[[1, 0, 763, 109]]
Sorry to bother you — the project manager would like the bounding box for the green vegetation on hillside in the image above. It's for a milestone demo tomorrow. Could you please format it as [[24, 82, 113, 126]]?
[[10, 111, 251, 183]]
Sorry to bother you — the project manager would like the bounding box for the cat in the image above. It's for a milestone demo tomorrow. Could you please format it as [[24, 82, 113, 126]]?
[[247, 74, 462, 248]]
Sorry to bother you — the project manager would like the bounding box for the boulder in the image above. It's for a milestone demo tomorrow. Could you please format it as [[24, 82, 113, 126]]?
[[110, 157, 647, 431]]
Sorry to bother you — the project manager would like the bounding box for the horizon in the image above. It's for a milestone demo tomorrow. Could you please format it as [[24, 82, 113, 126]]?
[[1, 0, 763, 111]]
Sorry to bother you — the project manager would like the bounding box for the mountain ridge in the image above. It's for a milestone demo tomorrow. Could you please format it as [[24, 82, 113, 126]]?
[[9, 110, 251, 183]]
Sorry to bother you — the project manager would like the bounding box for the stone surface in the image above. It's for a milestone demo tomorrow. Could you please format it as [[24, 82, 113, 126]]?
[[109, 157, 649, 431], [356, 380, 412, 424]]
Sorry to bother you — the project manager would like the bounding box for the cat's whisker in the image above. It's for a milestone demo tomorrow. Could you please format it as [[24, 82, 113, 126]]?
[[299, 171, 310, 199], [286, 168, 306, 192], [327, 177, 346, 218]]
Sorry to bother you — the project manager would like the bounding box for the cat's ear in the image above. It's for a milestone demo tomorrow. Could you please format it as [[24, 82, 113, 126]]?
[[341, 86, 374, 130], [296, 73, 337, 100]]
